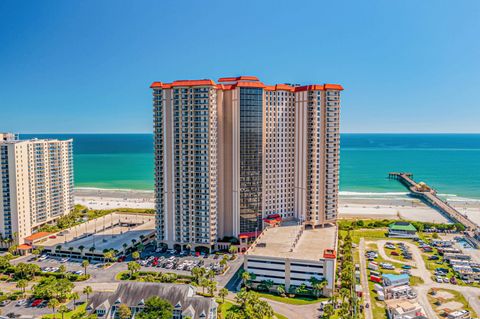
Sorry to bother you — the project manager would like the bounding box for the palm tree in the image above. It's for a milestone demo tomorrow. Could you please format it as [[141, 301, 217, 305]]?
[[78, 245, 85, 256], [128, 261, 141, 277], [241, 271, 251, 289], [207, 280, 217, 296], [83, 286, 93, 303], [58, 305, 68, 319], [132, 251, 140, 260], [276, 285, 286, 296], [218, 288, 228, 303], [48, 298, 60, 319], [81, 260, 90, 276], [56, 245, 62, 252], [103, 250, 115, 263], [89, 246, 95, 253], [206, 269, 216, 280], [58, 264, 67, 278], [70, 292, 79, 310], [16, 279, 28, 295], [263, 279, 274, 292], [199, 278, 209, 294], [122, 243, 128, 255], [310, 277, 327, 297], [228, 245, 237, 256]]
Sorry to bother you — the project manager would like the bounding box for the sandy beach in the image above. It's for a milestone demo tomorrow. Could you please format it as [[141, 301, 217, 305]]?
[[75, 188, 155, 209], [74, 187, 480, 226]]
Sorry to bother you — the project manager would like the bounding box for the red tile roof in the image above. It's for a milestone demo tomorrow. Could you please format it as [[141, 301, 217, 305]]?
[[218, 76, 260, 82], [150, 77, 343, 92], [24, 232, 51, 241], [17, 244, 32, 250]]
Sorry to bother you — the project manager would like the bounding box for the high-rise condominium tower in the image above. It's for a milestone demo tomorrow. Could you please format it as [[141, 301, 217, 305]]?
[[151, 77, 342, 251], [0, 134, 74, 244]]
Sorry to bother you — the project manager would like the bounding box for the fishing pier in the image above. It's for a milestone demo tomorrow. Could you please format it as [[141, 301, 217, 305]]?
[[388, 172, 478, 232]]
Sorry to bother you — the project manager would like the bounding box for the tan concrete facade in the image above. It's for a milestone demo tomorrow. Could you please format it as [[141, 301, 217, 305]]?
[[151, 77, 342, 249], [0, 135, 74, 244]]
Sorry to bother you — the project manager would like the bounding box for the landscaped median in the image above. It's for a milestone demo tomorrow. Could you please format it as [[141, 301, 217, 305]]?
[[115, 270, 192, 284], [220, 298, 288, 319], [255, 291, 327, 305], [42, 303, 87, 319]]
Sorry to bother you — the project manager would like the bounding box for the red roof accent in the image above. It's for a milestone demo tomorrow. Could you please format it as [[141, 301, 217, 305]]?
[[151, 77, 343, 93], [150, 79, 215, 89], [294, 84, 325, 92], [238, 231, 259, 239], [218, 76, 260, 83], [324, 84, 344, 91], [171, 79, 215, 87], [24, 232, 52, 241], [17, 244, 32, 250], [275, 84, 294, 92], [234, 81, 265, 89], [222, 84, 235, 90], [323, 249, 336, 259], [150, 82, 164, 88]]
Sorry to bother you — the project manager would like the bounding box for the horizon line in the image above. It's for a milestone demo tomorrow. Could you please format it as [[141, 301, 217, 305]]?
[[17, 132, 480, 135]]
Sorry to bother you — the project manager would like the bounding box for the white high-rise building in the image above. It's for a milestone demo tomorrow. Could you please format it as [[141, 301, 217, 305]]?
[[0, 134, 74, 244]]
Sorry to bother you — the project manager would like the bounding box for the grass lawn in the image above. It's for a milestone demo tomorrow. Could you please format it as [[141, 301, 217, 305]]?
[[383, 245, 407, 263], [427, 288, 478, 318], [340, 229, 388, 244], [410, 275, 424, 286], [256, 291, 326, 305], [367, 280, 387, 319], [42, 303, 86, 319]]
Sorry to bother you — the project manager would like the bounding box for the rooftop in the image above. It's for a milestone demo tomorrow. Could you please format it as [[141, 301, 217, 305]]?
[[389, 222, 417, 232], [24, 232, 52, 242], [245, 224, 337, 261], [150, 76, 343, 92], [39, 213, 155, 253], [383, 273, 410, 281], [87, 282, 217, 319]]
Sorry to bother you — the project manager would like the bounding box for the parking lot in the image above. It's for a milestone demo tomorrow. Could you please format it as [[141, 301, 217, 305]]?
[[11, 244, 244, 288]]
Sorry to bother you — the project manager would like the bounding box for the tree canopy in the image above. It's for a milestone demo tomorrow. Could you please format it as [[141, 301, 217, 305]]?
[[136, 296, 173, 319]]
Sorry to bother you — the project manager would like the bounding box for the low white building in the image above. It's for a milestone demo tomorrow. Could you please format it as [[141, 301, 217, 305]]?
[[386, 300, 426, 319], [244, 224, 337, 296]]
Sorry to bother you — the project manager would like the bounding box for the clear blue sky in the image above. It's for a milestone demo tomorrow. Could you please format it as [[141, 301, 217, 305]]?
[[1, 0, 479, 133]]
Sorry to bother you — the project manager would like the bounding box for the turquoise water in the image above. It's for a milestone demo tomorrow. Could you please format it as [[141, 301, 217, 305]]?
[[22, 134, 480, 199]]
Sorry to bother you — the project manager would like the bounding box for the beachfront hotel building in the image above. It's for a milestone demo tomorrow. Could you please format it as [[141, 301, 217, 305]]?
[[0, 133, 74, 245], [151, 77, 342, 251]]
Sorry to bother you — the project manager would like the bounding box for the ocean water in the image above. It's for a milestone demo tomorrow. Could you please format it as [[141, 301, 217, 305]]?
[[22, 134, 480, 200]]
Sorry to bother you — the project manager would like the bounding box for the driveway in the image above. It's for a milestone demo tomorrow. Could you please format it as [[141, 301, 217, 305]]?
[[359, 238, 373, 319]]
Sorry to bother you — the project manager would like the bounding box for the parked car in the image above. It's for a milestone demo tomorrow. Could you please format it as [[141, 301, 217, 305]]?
[[31, 299, 43, 307], [402, 265, 412, 269], [38, 255, 48, 261], [428, 255, 440, 260], [390, 251, 399, 256], [16, 299, 27, 307], [60, 257, 69, 263], [0, 300, 11, 307]]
